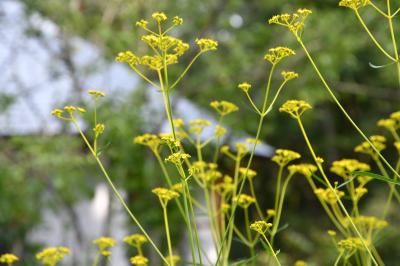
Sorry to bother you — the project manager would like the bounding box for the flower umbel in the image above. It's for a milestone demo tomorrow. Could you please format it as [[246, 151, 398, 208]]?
[[268, 9, 313, 36], [279, 100, 312, 118], [36, 247, 70, 266], [264, 47, 295, 65]]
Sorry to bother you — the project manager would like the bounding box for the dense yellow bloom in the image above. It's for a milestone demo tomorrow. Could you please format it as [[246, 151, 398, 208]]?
[[172, 16, 183, 25], [88, 89, 106, 97], [249, 220, 272, 234], [272, 149, 301, 167], [288, 164, 318, 178], [152, 187, 180, 206], [130, 255, 149, 266], [134, 134, 162, 152], [214, 125, 227, 137], [136, 19, 148, 28], [314, 188, 345, 204], [0, 253, 19, 265], [93, 123, 105, 136], [330, 159, 370, 180], [269, 9, 313, 35], [213, 175, 235, 196], [51, 109, 64, 118], [123, 234, 148, 247], [233, 194, 256, 208], [354, 135, 386, 157], [264, 47, 295, 65], [345, 216, 388, 231], [165, 152, 191, 166], [338, 237, 363, 253], [238, 82, 251, 92], [196, 38, 218, 51], [36, 247, 70, 266], [189, 119, 212, 134], [93, 237, 116, 251], [116, 51, 140, 65], [281, 71, 299, 81], [279, 100, 312, 118], [339, 0, 371, 10], [152, 12, 167, 23], [210, 100, 239, 116], [239, 168, 257, 179]]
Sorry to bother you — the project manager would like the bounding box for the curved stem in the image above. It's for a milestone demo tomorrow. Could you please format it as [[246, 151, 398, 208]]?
[[296, 37, 400, 180], [71, 119, 168, 264], [170, 52, 204, 90], [163, 206, 174, 266], [296, 117, 380, 266]]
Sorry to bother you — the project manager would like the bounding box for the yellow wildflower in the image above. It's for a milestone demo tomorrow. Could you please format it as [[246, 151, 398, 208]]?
[[93, 237, 116, 251], [116, 51, 140, 65], [123, 234, 148, 247], [269, 9, 313, 35], [339, 0, 371, 10], [36, 247, 70, 266], [165, 152, 191, 166], [152, 187, 180, 206], [172, 16, 183, 25], [272, 149, 301, 167], [250, 220, 272, 234], [152, 12, 167, 23], [238, 82, 251, 92], [279, 100, 312, 118], [210, 100, 239, 116], [281, 71, 299, 81], [88, 89, 106, 97], [0, 253, 19, 265], [264, 47, 295, 65], [233, 194, 256, 208], [330, 159, 370, 180], [354, 135, 386, 157], [196, 38, 218, 51], [288, 164, 318, 178], [130, 255, 149, 266]]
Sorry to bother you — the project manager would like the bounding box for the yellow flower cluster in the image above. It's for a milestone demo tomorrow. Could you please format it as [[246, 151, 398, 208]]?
[[152, 187, 180, 206], [268, 9, 313, 35], [213, 175, 235, 197], [346, 216, 388, 231], [165, 152, 191, 166], [93, 237, 116, 257], [88, 89, 106, 98], [116, 51, 141, 66], [330, 159, 370, 180], [337, 237, 363, 253], [195, 38, 218, 52], [189, 119, 212, 135], [339, 0, 371, 10], [354, 135, 386, 157], [0, 253, 19, 265], [279, 100, 312, 118], [233, 194, 256, 209], [152, 12, 167, 23], [281, 71, 299, 81], [264, 47, 295, 65], [210, 100, 239, 116], [288, 163, 318, 178], [238, 82, 251, 93], [249, 220, 272, 234], [314, 188, 345, 204], [93, 123, 105, 136], [197, 164, 223, 185], [377, 110, 400, 134], [130, 255, 149, 266], [239, 168, 257, 180], [272, 149, 301, 167], [134, 134, 162, 152], [51, 105, 86, 119], [36, 247, 70, 266], [123, 234, 148, 247]]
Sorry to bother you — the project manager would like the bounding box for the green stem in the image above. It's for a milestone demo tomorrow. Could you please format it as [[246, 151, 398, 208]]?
[[261, 234, 282, 266], [296, 37, 400, 180], [244, 208, 255, 264], [71, 119, 168, 264], [296, 117, 380, 266], [386, 0, 400, 88], [163, 206, 174, 266]]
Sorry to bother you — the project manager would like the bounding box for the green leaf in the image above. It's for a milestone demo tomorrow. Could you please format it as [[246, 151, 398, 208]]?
[[353, 171, 400, 186]]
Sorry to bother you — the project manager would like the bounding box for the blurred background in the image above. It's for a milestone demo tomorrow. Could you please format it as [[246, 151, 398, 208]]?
[[1, 0, 400, 265]]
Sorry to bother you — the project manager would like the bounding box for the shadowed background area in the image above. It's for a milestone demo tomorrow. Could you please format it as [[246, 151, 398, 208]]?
[[1, 0, 400, 265]]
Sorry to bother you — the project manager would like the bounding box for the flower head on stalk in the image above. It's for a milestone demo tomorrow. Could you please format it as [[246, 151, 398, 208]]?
[[0, 253, 19, 265], [272, 149, 301, 167], [288, 163, 318, 178], [339, 0, 371, 10], [268, 9, 313, 36], [264, 47, 295, 65], [36, 247, 70, 266], [152, 187, 180, 207], [279, 100, 312, 118]]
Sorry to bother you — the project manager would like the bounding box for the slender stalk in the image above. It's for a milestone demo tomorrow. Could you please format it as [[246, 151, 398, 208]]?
[[296, 117, 380, 266], [71, 119, 168, 264], [260, 234, 282, 266], [170, 52, 203, 90], [354, 11, 396, 62], [386, 0, 400, 88], [296, 37, 400, 180], [163, 206, 174, 266], [244, 208, 255, 264]]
